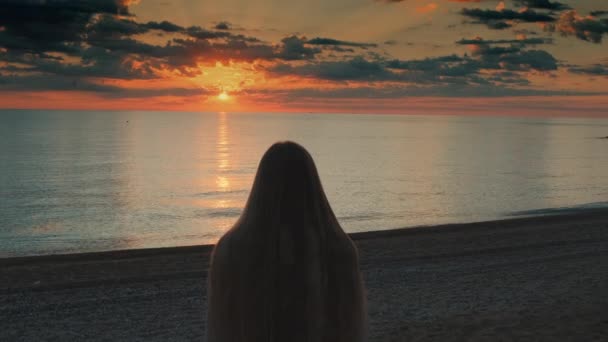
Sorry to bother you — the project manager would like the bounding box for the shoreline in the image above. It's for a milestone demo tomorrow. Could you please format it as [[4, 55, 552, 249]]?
[[3, 207, 608, 264], [2, 209, 608, 341]]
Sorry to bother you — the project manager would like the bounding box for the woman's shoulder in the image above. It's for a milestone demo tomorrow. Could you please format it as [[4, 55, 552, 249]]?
[[211, 229, 237, 261], [211, 225, 253, 259]]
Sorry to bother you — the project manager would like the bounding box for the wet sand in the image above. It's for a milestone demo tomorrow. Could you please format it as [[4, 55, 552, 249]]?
[[1, 210, 608, 341]]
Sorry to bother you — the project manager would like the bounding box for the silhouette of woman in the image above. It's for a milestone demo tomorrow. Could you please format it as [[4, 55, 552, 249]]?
[[207, 141, 367, 342]]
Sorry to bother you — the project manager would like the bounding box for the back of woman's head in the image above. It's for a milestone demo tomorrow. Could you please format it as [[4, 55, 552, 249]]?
[[207, 141, 367, 342], [238, 141, 339, 231]]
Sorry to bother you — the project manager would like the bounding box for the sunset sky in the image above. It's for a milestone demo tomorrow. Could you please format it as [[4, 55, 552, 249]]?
[[1, 0, 607, 115]]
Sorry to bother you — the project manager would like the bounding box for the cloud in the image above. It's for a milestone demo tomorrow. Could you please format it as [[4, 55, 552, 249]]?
[[461, 8, 556, 30], [385, 55, 474, 77], [513, 28, 539, 35], [0, 74, 121, 93], [568, 64, 608, 76], [0, 0, 601, 103], [0, 71, 210, 98], [0, 0, 333, 99], [494, 49, 557, 71], [377, 0, 491, 3], [307, 37, 377, 48], [455, 37, 558, 71], [513, 0, 570, 11], [87, 14, 149, 38], [545, 10, 608, 43], [456, 37, 553, 45], [0, 0, 134, 54], [269, 56, 395, 81], [268, 36, 559, 89], [590, 11, 608, 17], [275, 36, 321, 60], [0, 0, 333, 80], [144, 21, 184, 32], [214, 21, 232, 30]]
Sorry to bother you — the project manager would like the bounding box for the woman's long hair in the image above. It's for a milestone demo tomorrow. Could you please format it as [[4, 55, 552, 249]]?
[[207, 141, 367, 342]]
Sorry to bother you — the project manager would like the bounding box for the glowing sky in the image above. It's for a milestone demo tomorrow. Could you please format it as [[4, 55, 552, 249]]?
[[0, 0, 607, 115]]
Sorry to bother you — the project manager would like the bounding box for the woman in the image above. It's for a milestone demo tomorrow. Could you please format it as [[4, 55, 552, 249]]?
[[207, 141, 367, 342]]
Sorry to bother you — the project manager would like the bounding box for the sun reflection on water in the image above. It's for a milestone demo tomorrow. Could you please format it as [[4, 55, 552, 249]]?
[[216, 175, 230, 191], [212, 111, 242, 233], [216, 111, 231, 191]]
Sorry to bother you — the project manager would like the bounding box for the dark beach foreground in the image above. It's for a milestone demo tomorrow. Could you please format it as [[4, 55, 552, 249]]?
[[1, 210, 608, 341]]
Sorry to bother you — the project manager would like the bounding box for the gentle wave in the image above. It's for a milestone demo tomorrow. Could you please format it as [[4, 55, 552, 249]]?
[[507, 202, 608, 217], [195, 208, 242, 218], [192, 190, 248, 197]]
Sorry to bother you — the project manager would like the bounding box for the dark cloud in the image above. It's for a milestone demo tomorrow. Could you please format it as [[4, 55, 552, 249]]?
[[568, 64, 608, 76], [325, 46, 355, 53], [0, 0, 133, 16], [307, 37, 377, 48], [0, 0, 330, 86], [144, 21, 184, 32], [0, 0, 336, 101], [461, 8, 556, 30], [470, 44, 521, 56], [276, 36, 321, 60], [0, 74, 123, 93], [458, 38, 558, 71], [270, 56, 394, 81], [378, 0, 570, 9], [375, 0, 492, 3], [269, 38, 558, 87], [184, 26, 233, 40], [545, 10, 608, 43], [513, 29, 539, 35], [486, 21, 513, 30], [1, 46, 158, 79], [590, 11, 608, 17], [456, 37, 553, 45], [214, 21, 232, 30], [548, 10, 608, 44], [386, 55, 464, 71], [387, 56, 492, 85], [102, 86, 210, 98], [87, 14, 149, 38], [0, 0, 133, 55], [447, 0, 494, 3], [513, 0, 570, 11], [0, 0, 597, 101], [0, 67, 210, 98], [496, 49, 557, 71]]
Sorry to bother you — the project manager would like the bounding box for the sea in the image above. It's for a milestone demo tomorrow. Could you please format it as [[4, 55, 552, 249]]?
[[1, 109, 607, 257]]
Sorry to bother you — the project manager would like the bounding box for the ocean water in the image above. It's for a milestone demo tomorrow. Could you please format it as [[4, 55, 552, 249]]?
[[1, 110, 608, 257]]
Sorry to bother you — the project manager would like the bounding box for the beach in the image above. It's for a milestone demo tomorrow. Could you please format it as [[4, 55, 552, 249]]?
[[1, 210, 607, 341]]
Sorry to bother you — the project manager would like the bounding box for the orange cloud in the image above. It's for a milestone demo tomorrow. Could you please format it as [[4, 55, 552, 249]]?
[[417, 3, 438, 13]]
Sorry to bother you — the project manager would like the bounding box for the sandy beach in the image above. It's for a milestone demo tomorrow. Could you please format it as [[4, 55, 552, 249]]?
[[1, 210, 607, 341]]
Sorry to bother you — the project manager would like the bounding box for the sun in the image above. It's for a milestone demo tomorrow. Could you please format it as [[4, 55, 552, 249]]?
[[218, 91, 230, 101]]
